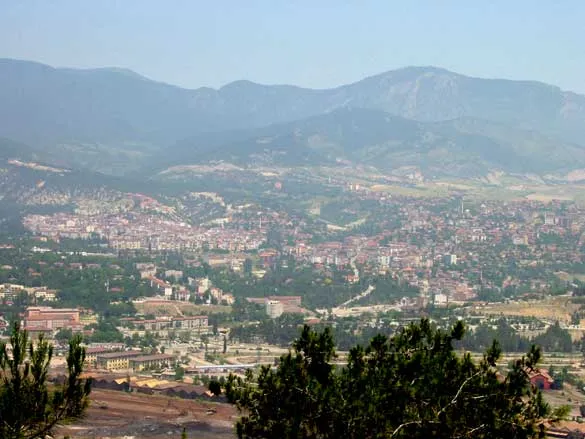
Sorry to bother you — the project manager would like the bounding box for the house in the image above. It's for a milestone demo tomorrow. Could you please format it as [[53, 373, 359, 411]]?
[[175, 288, 191, 301], [221, 293, 235, 305], [196, 277, 212, 294], [529, 370, 554, 390], [164, 270, 184, 281], [136, 263, 157, 279], [148, 277, 173, 298]]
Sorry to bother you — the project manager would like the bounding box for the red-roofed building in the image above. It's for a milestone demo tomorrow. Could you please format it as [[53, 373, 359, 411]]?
[[23, 306, 82, 332], [529, 370, 554, 390]]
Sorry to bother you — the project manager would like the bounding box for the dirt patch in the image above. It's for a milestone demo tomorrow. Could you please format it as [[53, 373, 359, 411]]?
[[134, 301, 231, 317], [57, 389, 237, 438], [476, 297, 579, 323], [542, 383, 585, 418]]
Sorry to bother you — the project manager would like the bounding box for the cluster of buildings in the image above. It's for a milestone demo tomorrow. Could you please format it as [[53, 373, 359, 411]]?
[[23, 211, 266, 252], [0, 283, 57, 304], [18, 189, 585, 309], [121, 315, 210, 333], [135, 262, 235, 305], [87, 350, 175, 372], [279, 198, 585, 302]]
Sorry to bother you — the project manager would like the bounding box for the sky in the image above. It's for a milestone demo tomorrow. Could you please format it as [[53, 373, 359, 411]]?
[[1, 0, 584, 93]]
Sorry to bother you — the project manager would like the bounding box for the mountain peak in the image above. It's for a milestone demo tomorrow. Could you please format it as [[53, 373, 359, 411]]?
[[220, 79, 261, 90], [360, 65, 459, 82], [1, 57, 585, 176], [80, 67, 147, 80]]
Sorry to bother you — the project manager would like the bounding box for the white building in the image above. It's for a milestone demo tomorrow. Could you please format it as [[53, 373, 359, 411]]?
[[266, 300, 284, 319], [164, 270, 184, 281], [433, 293, 449, 306]]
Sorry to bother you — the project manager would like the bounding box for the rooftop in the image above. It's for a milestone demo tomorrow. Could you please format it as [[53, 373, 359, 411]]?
[[129, 354, 175, 363]]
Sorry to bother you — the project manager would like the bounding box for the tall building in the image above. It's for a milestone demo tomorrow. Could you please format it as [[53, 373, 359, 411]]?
[[266, 300, 284, 319]]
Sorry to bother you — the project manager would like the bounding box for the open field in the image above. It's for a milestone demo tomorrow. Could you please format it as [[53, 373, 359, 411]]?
[[474, 296, 580, 323], [369, 184, 446, 197], [134, 301, 231, 317], [57, 389, 237, 438], [542, 383, 585, 417]]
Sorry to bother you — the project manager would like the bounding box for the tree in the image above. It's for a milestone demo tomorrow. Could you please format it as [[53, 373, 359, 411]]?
[[179, 331, 191, 344], [55, 327, 74, 342], [208, 380, 222, 396], [175, 365, 185, 381], [226, 319, 562, 439], [0, 323, 92, 439], [244, 258, 253, 276], [533, 322, 573, 353]]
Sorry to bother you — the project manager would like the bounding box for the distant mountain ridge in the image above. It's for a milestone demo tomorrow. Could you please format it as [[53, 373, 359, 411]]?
[[170, 108, 585, 177], [0, 58, 584, 178]]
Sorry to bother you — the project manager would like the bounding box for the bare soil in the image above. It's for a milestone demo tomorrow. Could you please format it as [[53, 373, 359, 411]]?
[[56, 389, 237, 438]]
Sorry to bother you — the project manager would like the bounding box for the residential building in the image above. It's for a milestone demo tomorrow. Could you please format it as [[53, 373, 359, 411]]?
[[172, 316, 209, 331], [23, 306, 82, 331], [85, 347, 109, 367], [96, 351, 143, 370], [164, 270, 184, 281], [128, 354, 175, 372]]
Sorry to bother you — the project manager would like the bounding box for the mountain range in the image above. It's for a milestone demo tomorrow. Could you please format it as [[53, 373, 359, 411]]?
[[1, 58, 584, 178]]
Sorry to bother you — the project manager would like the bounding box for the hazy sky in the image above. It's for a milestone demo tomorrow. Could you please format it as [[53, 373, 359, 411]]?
[[1, 1, 584, 92]]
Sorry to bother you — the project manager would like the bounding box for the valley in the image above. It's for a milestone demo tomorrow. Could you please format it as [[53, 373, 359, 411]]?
[[1, 58, 585, 438]]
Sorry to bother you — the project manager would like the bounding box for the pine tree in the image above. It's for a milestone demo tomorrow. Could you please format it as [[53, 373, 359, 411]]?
[[209, 380, 222, 396], [227, 319, 564, 439], [0, 323, 92, 439]]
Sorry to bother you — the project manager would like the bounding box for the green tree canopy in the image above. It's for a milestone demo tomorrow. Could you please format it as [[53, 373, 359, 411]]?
[[226, 319, 560, 439], [533, 322, 573, 353]]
